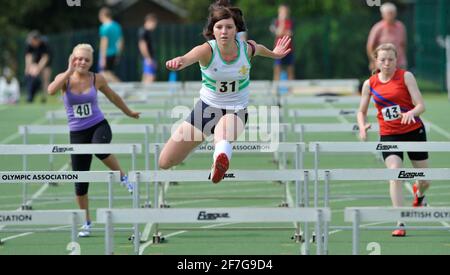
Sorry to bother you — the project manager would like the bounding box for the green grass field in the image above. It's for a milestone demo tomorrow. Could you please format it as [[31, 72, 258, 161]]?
[[0, 92, 449, 255]]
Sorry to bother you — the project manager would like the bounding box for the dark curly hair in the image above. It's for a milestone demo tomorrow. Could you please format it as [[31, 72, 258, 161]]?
[[203, 1, 247, 40]]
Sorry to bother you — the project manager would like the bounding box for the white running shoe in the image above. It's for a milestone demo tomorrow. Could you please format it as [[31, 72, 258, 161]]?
[[78, 222, 92, 238]]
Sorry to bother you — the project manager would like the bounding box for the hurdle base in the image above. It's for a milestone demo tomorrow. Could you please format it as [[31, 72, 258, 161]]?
[[278, 202, 289, 208], [152, 232, 165, 244], [291, 233, 304, 243], [21, 205, 32, 210], [141, 203, 152, 209], [311, 233, 325, 244], [160, 203, 171, 209], [128, 234, 146, 244]]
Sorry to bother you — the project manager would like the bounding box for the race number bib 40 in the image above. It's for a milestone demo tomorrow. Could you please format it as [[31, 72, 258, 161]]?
[[73, 103, 92, 118], [382, 105, 401, 121], [216, 81, 239, 93]]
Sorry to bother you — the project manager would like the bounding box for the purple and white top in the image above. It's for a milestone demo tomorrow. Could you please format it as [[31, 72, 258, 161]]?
[[63, 73, 105, 132]]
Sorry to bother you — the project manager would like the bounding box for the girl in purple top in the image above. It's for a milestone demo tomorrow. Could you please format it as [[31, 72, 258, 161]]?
[[48, 44, 140, 237]]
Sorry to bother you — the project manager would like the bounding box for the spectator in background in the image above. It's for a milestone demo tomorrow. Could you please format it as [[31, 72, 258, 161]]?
[[25, 30, 52, 103], [138, 14, 158, 84], [98, 7, 123, 83], [0, 67, 20, 104], [367, 2, 407, 71], [270, 4, 295, 81]]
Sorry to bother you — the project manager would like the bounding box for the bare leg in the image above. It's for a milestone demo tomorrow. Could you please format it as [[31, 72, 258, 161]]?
[[101, 154, 125, 177], [142, 74, 155, 84], [41, 67, 51, 102], [159, 122, 205, 170], [213, 114, 245, 144], [273, 65, 281, 81], [385, 155, 404, 208], [411, 159, 431, 195], [287, 65, 295, 80], [76, 195, 91, 222]]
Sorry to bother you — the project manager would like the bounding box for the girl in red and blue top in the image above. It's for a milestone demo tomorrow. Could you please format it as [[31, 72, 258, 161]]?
[[357, 43, 430, 237]]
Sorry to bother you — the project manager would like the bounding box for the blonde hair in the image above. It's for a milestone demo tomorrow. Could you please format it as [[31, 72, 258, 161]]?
[[373, 43, 397, 60], [72, 44, 94, 56], [372, 43, 398, 75]]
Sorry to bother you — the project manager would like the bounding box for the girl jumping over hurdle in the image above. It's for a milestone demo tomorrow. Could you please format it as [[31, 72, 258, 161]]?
[[357, 43, 430, 237], [48, 44, 140, 237], [159, 3, 291, 183]]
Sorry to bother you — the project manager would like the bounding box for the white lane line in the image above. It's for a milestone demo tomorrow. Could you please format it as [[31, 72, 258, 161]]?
[[0, 225, 71, 242], [422, 118, 450, 139]]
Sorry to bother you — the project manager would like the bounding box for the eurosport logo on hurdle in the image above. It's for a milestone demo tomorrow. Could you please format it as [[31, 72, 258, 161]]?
[[197, 211, 230, 221], [170, 103, 281, 152], [366, 0, 381, 7], [398, 171, 426, 179], [66, 0, 81, 7]]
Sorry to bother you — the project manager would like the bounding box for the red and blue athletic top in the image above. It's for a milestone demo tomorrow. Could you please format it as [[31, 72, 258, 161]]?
[[369, 69, 423, 136]]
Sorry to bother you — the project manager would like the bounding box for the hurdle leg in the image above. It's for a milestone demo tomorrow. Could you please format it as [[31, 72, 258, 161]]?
[[352, 210, 360, 255], [21, 127, 31, 210], [71, 212, 78, 244], [323, 171, 330, 255], [105, 211, 114, 255]]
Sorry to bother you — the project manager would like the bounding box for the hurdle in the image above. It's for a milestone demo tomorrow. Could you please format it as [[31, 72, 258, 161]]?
[[0, 144, 141, 209], [272, 79, 360, 95], [128, 169, 317, 250], [289, 108, 377, 118], [0, 209, 84, 246], [19, 124, 147, 170], [345, 207, 450, 255], [147, 142, 306, 209], [315, 168, 450, 254], [97, 206, 330, 255], [309, 142, 450, 208], [294, 123, 380, 142], [280, 96, 362, 105]]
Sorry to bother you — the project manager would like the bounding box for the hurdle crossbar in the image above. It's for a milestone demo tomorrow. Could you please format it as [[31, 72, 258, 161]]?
[[97, 207, 330, 255]]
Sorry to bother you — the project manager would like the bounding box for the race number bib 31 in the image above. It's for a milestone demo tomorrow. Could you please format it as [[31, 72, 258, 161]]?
[[73, 103, 92, 118], [216, 81, 239, 93], [382, 105, 401, 121]]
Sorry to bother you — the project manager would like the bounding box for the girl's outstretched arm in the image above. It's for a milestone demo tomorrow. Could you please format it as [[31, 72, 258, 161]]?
[[166, 43, 212, 71], [248, 35, 292, 60]]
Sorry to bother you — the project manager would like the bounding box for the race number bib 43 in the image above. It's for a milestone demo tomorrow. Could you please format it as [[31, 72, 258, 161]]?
[[382, 105, 401, 121], [216, 81, 239, 93], [73, 103, 92, 118]]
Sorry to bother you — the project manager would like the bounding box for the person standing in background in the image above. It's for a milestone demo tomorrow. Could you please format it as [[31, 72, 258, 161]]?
[[367, 2, 407, 71], [24, 30, 52, 103], [138, 14, 158, 84], [270, 4, 295, 81], [98, 7, 123, 83]]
